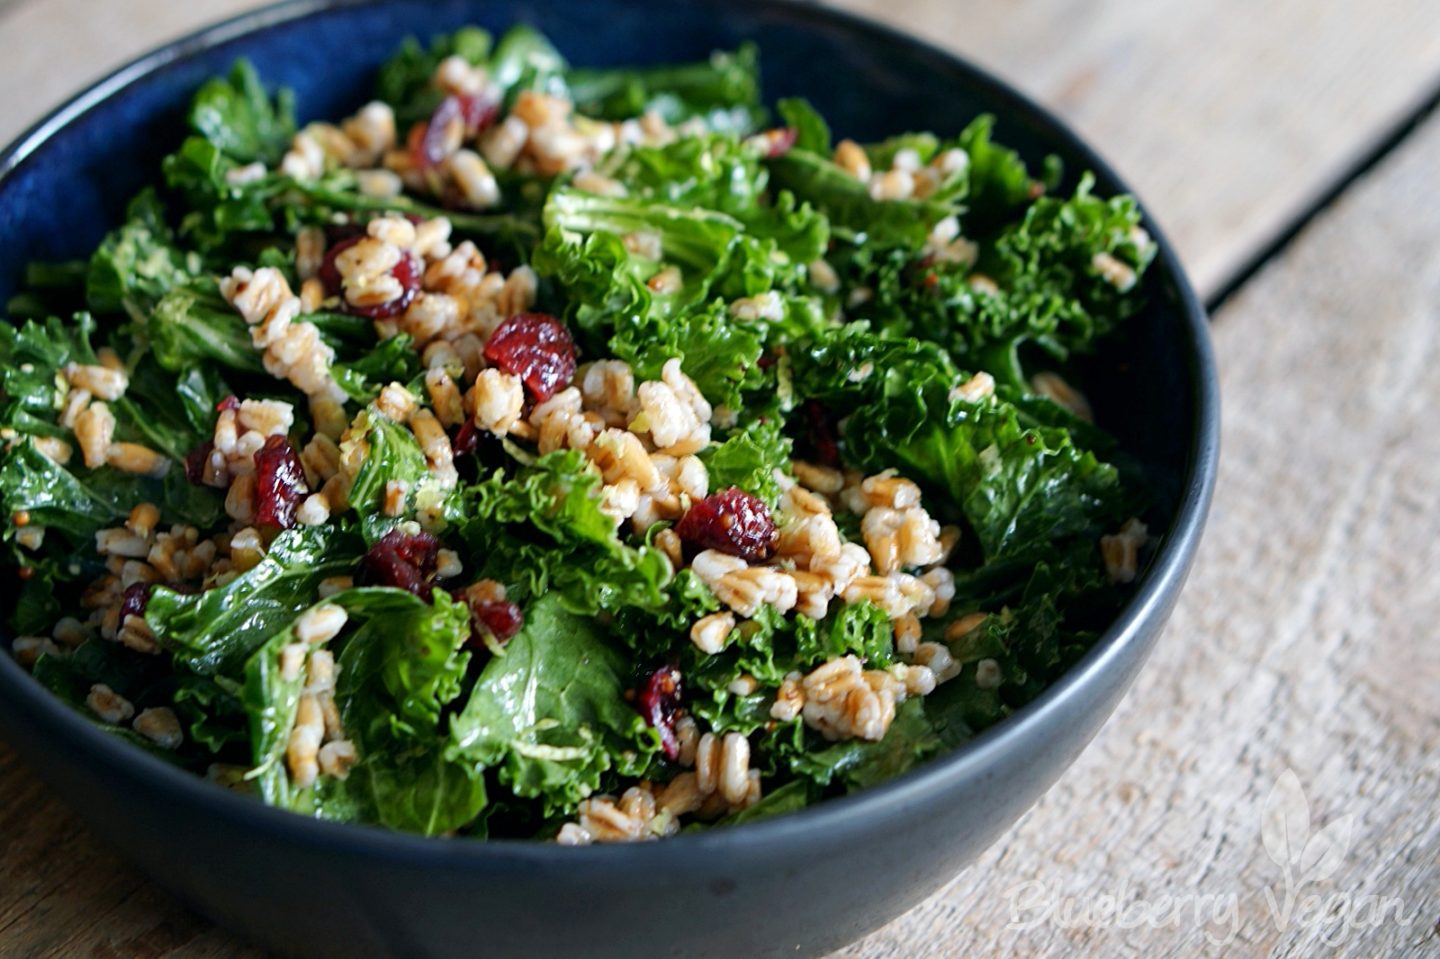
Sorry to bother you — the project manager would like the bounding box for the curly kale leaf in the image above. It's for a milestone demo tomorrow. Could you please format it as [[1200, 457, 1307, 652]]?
[[188, 59, 296, 165], [791, 323, 1125, 563], [244, 588, 485, 833], [567, 42, 763, 133], [149, 526, 358, 675], [448, 594, 657, 816], [458, 449, 674, 615], [85, 189, 199, 315]]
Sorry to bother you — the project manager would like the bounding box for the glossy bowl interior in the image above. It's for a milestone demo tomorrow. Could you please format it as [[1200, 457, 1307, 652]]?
[[0, 2, 1218, 957]]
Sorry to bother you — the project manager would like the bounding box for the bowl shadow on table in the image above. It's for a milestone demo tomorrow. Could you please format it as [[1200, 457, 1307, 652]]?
[[0, 2, 1215, 957]]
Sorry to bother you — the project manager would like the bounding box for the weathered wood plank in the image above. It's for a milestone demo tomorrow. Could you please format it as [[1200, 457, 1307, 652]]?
[[0, 743, 266, 959], [0, 0, 259, 144]]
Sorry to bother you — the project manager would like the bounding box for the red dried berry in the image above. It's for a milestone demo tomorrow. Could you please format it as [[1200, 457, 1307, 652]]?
[[318, 235, 422, 319], [184, 440, 215, 486], [254, 435, 309, 529], [675, 487, 778, 562], [351, 251, 421, 320], [414, 96, 465, 170], [764, 126, 798, 158], [119, 582, 151, 623], [216, 395, 240, 413], [475, 599, 523, 640], [413, 94, 500, 171], [638, 665, 684, 761], [449, 587, 522, 649], [359, 528, 441, 596], [463, 94, 500, 131], [317, 235, 360, 295], [805, 400, 841, 468], [452, 418, 481, 456], [462, 597, 524, 651], [483, 313, 577, 402]]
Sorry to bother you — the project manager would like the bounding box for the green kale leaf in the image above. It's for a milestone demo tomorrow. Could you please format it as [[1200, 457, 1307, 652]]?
[[85, 189, 199, 315], [566, 42, 762, 133], [188, 59, 296, 165], [448, 594, 656, 815], [149, 525, 358, 675]]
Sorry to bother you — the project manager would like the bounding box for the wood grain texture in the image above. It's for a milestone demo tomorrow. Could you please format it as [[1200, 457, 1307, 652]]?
[[0, 1, 1438, 957], [0, 0, 258, 152], [0, 744, 265, 959]]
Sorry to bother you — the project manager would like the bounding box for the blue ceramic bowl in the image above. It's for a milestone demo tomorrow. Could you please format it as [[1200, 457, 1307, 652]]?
[[0, 2, 1218, 956]]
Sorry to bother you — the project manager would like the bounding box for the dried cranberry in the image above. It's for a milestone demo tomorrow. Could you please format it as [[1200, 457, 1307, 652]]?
[[638, 665, 684, 761], [463, 94, 500, 131], [452, 418, 481, 456], [317, 235, 361, 295], [805, 400, 841, 468], [462, 597, 524, 651], [216, 395, 240, 413], [318, 236, 422, 319], [675, 487, 778, 562], [483, 313, 577, 402], [763, 126, 798, 158], [184, 440, 215, 486], [351, 251, 421, 319], [413, 93, 502, 170], [359, 528, 441, 596], [254, 435, 308, 529], [414, 96, 465, 169], [475, 599, 523, 640], [119, 583, 151, 623]]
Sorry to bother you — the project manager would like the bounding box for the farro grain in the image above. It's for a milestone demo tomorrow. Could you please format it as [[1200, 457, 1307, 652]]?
[[74, 401, 116, 468], [11, 636, 59, 668], [471, 368, 525, 434], [318, 739, 358, 779], [834, 139, 871, 180], [63, 362, 128, 400], [86, 684, 135, 724], [1031, 371, 1094, 423], [1101, 518, 1148, 584], [133, 707, 183, 749]]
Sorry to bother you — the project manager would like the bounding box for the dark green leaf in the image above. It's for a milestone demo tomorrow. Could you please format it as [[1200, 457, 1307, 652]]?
[[448, 594, 657, 815], [188, 59, 296, 164], [149, 526, 358, 674]]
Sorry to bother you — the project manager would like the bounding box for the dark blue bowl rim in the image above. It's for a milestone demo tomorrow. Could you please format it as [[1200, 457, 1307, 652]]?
[[0, 0, 1219, 866]]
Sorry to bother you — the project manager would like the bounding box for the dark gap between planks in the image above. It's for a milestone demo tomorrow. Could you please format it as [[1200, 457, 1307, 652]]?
[[1204, 73, 1440, 316]]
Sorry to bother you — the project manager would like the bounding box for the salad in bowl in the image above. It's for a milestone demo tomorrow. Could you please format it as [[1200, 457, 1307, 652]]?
[[1, 24, 1156, 844]]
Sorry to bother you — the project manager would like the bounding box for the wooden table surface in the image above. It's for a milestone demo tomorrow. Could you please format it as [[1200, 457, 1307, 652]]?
[[2, 1, 1438, 956]]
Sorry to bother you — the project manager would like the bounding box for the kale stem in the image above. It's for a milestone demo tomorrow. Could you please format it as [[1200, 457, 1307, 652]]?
[[294, 184, 542, 242]]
